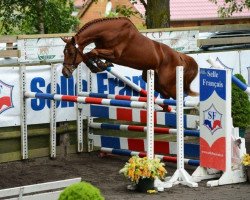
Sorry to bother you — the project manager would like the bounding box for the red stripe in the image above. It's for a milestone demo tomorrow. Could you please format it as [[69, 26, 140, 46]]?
[[154, 141, 170, 154], [138, 152, 147, 157], [140, 89, 147, 97], [61, 95, 78, 102], [117, 108, 132, 121], [162, 156, 177, 163], [138, 97, 147, 102], [85, 97, 103, 104], [115, 95, 131, 101], [154, 127, 170, 134], [140, 110, 157, 124], [128, 138, 144, 152], [127, 125, 144, 132]]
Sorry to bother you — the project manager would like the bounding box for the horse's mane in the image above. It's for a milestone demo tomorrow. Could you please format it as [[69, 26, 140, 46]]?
[[75, 17, 133, 36]]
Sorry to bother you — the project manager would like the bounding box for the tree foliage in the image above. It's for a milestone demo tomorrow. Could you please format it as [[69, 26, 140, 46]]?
[[210, 0, 250, 17], [231, 74, 250, 129], [0, 0, 78, 34]]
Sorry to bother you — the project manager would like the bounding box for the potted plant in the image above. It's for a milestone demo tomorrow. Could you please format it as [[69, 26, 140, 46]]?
[[242, 153, 250, 182], [231, 74, 250, 138], [119, 156, 167, 192]]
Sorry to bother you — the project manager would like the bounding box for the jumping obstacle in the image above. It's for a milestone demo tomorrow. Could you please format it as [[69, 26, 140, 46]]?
[[191, 66, 247, 186], [86, 66, 199, 189], [19, 62, 248, 188]]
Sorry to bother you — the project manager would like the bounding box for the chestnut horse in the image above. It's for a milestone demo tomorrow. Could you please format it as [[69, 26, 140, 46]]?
[[62, 17, 198, 99]]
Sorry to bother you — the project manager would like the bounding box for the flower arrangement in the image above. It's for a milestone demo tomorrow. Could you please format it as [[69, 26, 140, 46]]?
[[242, 153, 250, 166], [119, 156, 167, 183]]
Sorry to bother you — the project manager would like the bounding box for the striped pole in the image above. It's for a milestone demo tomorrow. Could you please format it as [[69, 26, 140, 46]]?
[[106, 66, 147, 96], [78, 91, 199, 107], [101, 147, 200, 167], [232, 76, 250, 95], [24, 92, 147, 109], [207, 58, 250, 96], [106, 67, 173, 112], [89, 122, 200, 137]]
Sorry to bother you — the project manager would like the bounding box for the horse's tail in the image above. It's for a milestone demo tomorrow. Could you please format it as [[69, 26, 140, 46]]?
[[183, 55, 199, 96]]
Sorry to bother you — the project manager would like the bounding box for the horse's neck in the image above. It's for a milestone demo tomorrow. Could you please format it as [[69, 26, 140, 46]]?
[[75, 18, 131, 46]]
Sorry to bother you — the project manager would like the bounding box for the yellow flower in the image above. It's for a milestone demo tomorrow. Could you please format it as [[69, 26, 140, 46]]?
[[242, 154, 250, 166], [119, 156, 167, 183]]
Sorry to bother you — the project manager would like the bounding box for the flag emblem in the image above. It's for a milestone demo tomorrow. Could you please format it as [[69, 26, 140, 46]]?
[[0, 80, 14, 114], [203, 104, 222, 134]]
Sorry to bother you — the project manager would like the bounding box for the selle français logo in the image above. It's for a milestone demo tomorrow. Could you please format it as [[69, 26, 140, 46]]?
[[203, 104, 222, 134], [0, 80, 14, 114]]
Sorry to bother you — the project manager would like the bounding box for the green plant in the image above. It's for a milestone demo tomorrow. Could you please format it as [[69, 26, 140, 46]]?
[[231, 74, 250, 130], [58, 181, 104, 200], [119, 156, 167, 183]]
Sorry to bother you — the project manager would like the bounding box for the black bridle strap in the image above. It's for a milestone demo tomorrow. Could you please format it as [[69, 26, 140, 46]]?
[[63, 40, 103, 73]]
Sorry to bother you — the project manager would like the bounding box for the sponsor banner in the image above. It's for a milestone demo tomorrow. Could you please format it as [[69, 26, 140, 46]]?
[[0, 63, 144, 127], [18, 38, 65, 63], [17, 30, 199, 62], [143, 30, 199, 52], [200, 68, 227, 171]]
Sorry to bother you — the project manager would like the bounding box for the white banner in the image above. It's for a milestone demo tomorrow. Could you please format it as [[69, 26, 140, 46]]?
[[17, 30, 199, 62], [0, 63, 143, 127]]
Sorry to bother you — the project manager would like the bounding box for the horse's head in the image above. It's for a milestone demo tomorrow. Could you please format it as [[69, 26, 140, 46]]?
[[61, 37, 83, 78]]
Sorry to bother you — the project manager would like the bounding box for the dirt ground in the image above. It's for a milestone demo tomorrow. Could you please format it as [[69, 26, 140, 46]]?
[[0, 151, 249, 200]]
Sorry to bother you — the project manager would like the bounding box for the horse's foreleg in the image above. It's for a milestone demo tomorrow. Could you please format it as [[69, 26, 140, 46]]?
[[85, 48, 117, 71]]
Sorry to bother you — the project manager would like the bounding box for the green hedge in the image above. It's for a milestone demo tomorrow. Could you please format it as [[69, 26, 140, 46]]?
[[59, 181, 104, 200], [232, 74, 250, 130]]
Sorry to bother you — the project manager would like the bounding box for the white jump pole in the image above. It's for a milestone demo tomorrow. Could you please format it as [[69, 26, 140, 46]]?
[[146, 70, 154, 159], [166, 66, 198, 188]]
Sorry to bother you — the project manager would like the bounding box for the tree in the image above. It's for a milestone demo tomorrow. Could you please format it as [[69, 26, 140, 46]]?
[[0, 0, 78, 34], [104, 0, 170, 29], [210, 0, 250, 17], [144, 0, 170, 28]]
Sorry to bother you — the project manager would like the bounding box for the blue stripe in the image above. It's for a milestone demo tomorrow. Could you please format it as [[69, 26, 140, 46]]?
[[101, 136, 121, 149], [110, 99, 132, 107], [184, 143, 200, 158], [89, 93, 108, 98], [184, 130, 200, 137], [163, 99, 176, 106], [35, 93, 55, 100], [90, 105, 109, 118], [111, 149, 132, 156], [164, 113, 187, 128], [232, 76, 248, 91], [101, 123, 121, 130], [187, 159, 200, 166]]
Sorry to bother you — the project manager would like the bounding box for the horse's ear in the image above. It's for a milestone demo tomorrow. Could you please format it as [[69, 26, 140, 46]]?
[[61, 37, 70, 43]]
